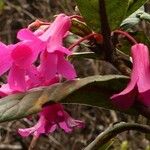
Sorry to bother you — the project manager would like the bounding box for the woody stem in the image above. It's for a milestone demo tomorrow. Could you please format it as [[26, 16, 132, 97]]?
[[84, 122, 150, 150], [99, 0, 114, 62]]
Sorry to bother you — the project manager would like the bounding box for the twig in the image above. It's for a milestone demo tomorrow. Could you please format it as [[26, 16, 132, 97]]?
[[84, 122, 150, 150], [48, 135, 66, 150], [28, 136, 39, 150], [5, 1, 37, 20], [0, 144, 22, 150]]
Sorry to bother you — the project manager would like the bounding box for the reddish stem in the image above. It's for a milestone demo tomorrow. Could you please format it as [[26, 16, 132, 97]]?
[[70, 15, 84, 21], [28, 20, 50, 29], [68, 33, 101, 50], [113, 30, 138, 44]]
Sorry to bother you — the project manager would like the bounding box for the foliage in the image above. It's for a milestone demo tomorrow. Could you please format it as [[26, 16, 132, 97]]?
[[0, 0, 150, 149]]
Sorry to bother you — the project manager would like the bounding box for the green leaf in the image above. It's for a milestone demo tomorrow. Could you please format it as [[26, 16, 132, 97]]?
[[120, 7, 144, 31], [126, 0, 148, 17], [75, 0, 147, 32], [0, 0, 4, 11], [0, 75, 139, 123], [71, 18, 92, 36]]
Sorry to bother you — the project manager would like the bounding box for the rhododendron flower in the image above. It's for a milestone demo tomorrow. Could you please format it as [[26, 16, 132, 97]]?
[[18, 103, 84, 137], [0, 75, 60, 97], [17, 14, 76, 80], [111, 43, 150, 109], [0, 41, 44, 92]]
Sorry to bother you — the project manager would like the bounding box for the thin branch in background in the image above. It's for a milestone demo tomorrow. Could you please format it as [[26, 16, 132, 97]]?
[[84, 122, 150, 150], [48, 135, 66, 150], [0, 144, 22, 150], [28, 136, 39, 150], [5, 0, 37, 20]]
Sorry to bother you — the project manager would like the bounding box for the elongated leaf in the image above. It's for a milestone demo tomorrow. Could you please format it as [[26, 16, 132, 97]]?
[[0, 75, 138, 122], [75, 0, 147, 32], [121, 7, 144, 30]]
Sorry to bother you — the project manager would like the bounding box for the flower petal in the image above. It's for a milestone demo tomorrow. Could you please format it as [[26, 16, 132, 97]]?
[[11, 43, 33, 68], [39, 14, 71, 42], [0, 84, 13, 97], [131, 44, 150, 107], [57, 54, 77, 80], [8, 64, 26, 91], [0, 42, 12, 76], [18, 116, 46, 137], [59, 121, 72, 132], [138, 90, 150, 107], [17, 28, 37, 41], [110, 44, 150, 109], [39, 52, 57, 80]]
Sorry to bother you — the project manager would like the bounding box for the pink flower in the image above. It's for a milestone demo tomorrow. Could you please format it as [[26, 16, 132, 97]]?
[[0, 40, 44, 92], [18, 103, 84, 137], [17, 14, 77, 80], [111, 43, 150, 109]]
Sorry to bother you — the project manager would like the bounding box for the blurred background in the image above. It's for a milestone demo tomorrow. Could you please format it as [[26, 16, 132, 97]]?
[[0, 0, 149, 149]]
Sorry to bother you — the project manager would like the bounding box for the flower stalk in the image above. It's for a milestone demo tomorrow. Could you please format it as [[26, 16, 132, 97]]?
[[113, 30, 138, 44], [68, 33, 102, 50]]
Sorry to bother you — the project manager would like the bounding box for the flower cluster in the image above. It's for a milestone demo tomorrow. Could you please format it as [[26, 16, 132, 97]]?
[[0, 14, 84, 137], [19, 103, 84, 137], [111, 43, 150, 109]]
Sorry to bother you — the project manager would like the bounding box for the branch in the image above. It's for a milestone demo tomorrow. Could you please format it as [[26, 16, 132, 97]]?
[[28, 136, 39, 150], [99, 0, 114, 62], [84, 122, 150, 150]]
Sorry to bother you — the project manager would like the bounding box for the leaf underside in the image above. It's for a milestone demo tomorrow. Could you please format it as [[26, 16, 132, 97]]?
[[0, 75, 139, 123]]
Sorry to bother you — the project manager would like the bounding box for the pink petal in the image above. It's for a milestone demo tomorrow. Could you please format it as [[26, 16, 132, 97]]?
[[132, 44, 150, 107], [11, 43, 33, 68], [66, 116, 85, 128], [8, 64, 26, 91], [111, 43, 150, 110], [59, 121, 72, 132], [26, 40, 45, 60], [17, 29, 45, 60], [39, 52, 57, 80], [47, 41, 72, 55], [57, 54, 77, 80], [26, 65, 41, 89], [45, 123, 57, 133], [39, 14, 71, 42], [18, 115, 46, 137], [17, 28, 38, 41], [34, 28, 46, 36], [18, 128, 35, 137], [132, 44, 150, 92], [0, 84, 13, 97], [43, 75, 61, 86], [0, 42, 12, 76], [138, 91, 150, 107], [59, 111, 84, 132], [111, 89, 137, 110]]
